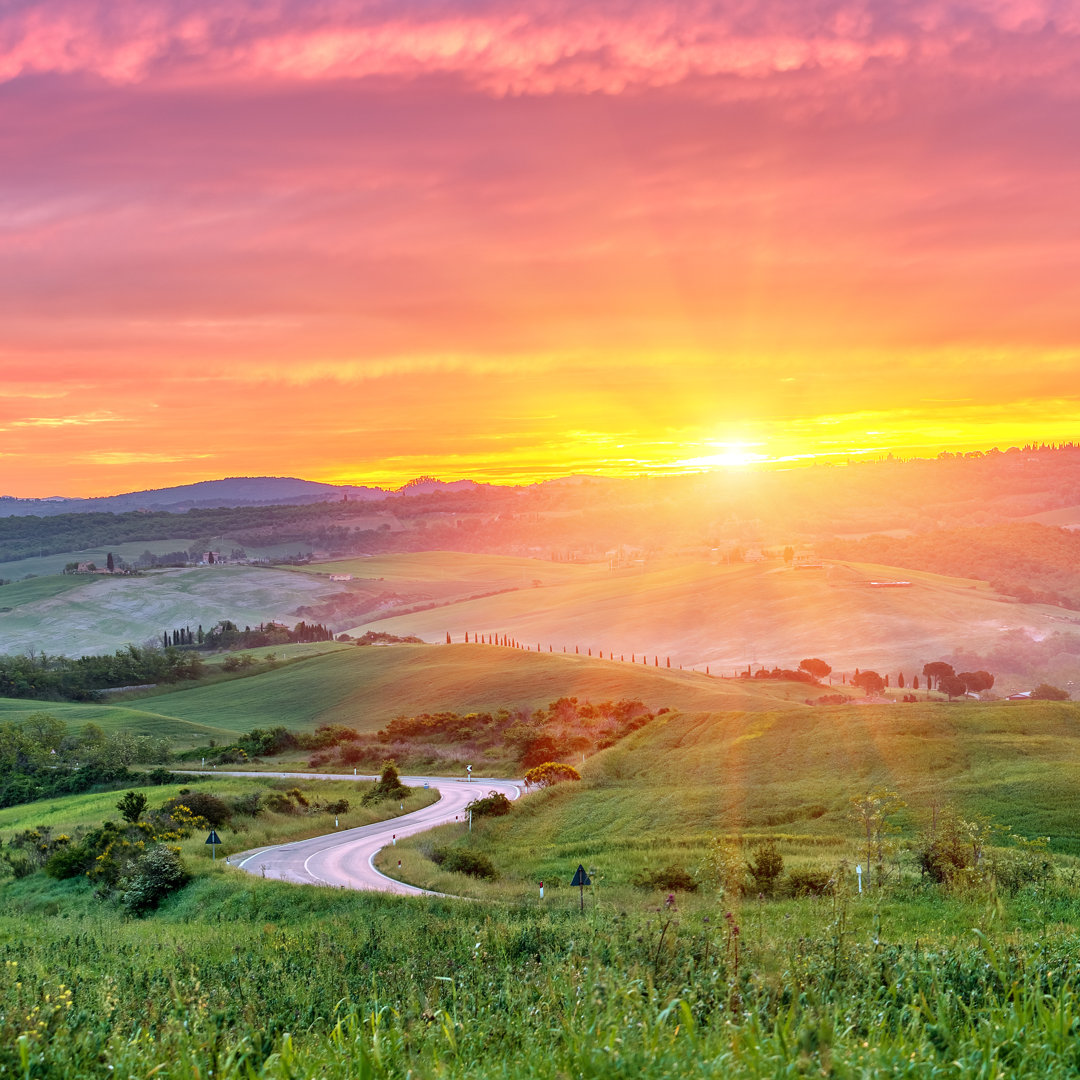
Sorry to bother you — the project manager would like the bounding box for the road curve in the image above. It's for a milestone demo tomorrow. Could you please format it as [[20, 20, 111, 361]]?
[[180, 770, 522, 896]]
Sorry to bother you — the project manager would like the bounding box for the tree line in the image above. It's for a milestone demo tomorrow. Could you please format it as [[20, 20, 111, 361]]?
[[0, 645, 203, 702]]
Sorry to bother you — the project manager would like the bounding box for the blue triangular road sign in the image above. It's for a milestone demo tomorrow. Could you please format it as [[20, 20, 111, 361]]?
[[570, 864, 591, 886], [205, 830, 221, 845]]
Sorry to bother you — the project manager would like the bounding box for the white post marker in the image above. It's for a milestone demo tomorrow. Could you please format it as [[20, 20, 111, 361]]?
[[393, 834, 396, 846], [335, 817, 339, 828], [856, 864, 863, 893], [539, 881, 544, 899], [469, 810, 473, 832]]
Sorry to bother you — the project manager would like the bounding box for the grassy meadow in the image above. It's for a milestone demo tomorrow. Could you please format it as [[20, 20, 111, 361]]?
[[6, 698, 1080, 1077]]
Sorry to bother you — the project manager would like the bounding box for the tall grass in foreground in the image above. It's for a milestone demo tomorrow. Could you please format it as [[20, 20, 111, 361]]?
[[5, 872, 1080, 1077]]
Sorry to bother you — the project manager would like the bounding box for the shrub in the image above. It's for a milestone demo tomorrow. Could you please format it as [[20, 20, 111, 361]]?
[[230, 792, 263, 817], [361, 762, 409, 805], [145, 767, 180, 785], [524, 762, 581, 788], [465, 791, 512, 817], [700, 838, 746, 899], [1, 850, 35, 879], [265, 788, 310, 814], [120, 845, 190, 915], [430, 847, 498, 879], [339, 742, 366, 765], [631, 864, 698, 892], [160, 791, 231, 827], [782, 868, 835, 897], [116, 791, 148, 824], [45, 842, 94, 880], [746, 839, 784, 895], [321, 799, 350, 815]]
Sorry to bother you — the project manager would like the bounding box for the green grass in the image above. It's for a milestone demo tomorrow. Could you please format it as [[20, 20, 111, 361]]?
[[5, 864, 1080, 1077], [124, 644, 807, 739], [0, 573, 89, 608], [383, 699, 1080, 903], [0, 696, 237, 741], [6, 692, 1080, 1076]]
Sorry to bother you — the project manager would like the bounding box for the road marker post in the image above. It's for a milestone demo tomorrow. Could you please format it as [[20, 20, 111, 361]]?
[[570, 864, 591, 912], [539, 881, 544, 900], [856, 864, 863, 893], [205, 829, 222, 861]]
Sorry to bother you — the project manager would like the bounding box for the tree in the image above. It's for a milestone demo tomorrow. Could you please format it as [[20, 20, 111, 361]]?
[[116, 790, 148, 824], [799, 658, 832, 681], [958, 670, 994, 694], [849, 788, 906, 887], [1031, 683, 1070, 700], [106, 552, 115, 572], [922, 662, 955, 690], [851, 669, 885, 695], [23, 711, 67, 753], [939, 674, 967, 700], [783, 545, 795, 565]]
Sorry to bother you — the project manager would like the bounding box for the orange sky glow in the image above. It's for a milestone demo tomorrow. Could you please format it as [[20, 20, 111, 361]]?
[[2, 0, 1079, 496]]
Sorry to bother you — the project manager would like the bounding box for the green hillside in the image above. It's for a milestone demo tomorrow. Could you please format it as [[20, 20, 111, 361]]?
[[347, 559, 1071, 689], [109, 644, 806, 741], [0, 696, 239, 742], [389, 698, 1080, 901]]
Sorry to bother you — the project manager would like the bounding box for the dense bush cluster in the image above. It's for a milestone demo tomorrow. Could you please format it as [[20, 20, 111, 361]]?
[[430, 846, 498, 879], [0, 713, 172, 809]]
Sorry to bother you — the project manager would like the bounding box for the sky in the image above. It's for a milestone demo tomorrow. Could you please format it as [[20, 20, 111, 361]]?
[[1, 0, 1079, 496]]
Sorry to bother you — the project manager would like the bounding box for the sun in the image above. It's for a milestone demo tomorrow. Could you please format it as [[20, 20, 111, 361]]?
[[677, 443, 769, 470]]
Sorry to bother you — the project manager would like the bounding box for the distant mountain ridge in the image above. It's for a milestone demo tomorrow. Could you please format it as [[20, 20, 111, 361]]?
[[0, 475, 483, 516]]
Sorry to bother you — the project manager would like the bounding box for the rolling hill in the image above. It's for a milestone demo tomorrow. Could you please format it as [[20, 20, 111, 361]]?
[[120, 643, 809, 739], [346, 559, 1078, 690], [0, 643, 817, 749], [401, 696, 1080, 905]]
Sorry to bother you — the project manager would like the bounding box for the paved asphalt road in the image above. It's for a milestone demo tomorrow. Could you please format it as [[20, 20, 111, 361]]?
[[179, 770, 523, 896]]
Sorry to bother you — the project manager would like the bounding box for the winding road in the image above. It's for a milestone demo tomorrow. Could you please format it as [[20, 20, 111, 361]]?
[[183, 770, 523, 896]]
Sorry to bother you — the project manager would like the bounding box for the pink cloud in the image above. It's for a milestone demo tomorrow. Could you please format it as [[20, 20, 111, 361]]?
[[0, 0, 1077, 99]]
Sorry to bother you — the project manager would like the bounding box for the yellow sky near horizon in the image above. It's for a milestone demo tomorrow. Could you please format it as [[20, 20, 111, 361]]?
[[1, 1, 1079, 496]]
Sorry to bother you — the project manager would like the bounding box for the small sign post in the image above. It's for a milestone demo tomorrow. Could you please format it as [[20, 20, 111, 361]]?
[[570, 864, 591, 912], [205, 829, 221, 860], [539, 880, 544, 900], [466, 765, 473, 782], [856, 864, 863, 893]]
